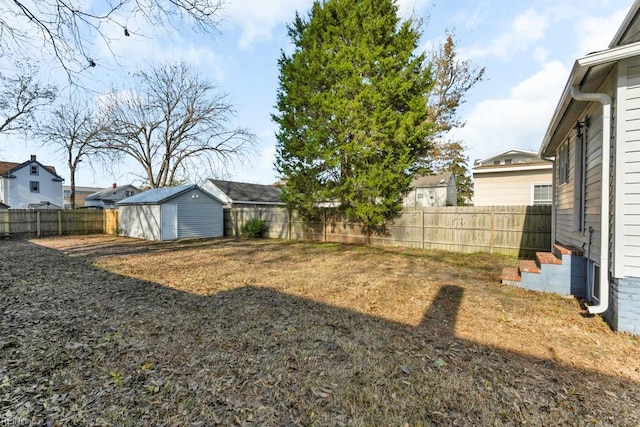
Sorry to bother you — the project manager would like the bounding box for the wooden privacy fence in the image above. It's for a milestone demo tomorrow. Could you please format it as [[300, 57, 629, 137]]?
[[224, 205, 552, 257], [0, 209, 110, 238], [1, 206, 550, 257]]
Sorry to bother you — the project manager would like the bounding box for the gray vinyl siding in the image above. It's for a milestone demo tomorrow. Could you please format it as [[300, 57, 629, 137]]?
[[584, 102, 604, 261], [621, 56, 640, 277], [119, 205, 161, 241], [172, 188, 223, 239], [554, 72, 616, 263]]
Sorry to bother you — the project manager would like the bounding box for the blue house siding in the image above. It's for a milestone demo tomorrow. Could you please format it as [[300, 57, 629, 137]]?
[[608, 277, 640, 334]]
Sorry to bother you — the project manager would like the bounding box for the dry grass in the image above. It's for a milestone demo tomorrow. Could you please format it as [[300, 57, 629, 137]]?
[[1, 235, 639, 426]]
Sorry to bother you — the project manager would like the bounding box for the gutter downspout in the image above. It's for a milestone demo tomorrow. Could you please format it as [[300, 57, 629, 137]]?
[[551, 160, 556, 251], [570, 85, 610, 315]]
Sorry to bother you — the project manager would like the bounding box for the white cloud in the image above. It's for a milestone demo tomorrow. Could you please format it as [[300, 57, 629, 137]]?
[[223, 0, 313, 49], [224, 0, 434, 50], [396, 0, 432, 19], [575, 8, 629, 56], [232, 134, 278, 184], [452, 61, 569, 163], [468, 8, 549, 59], [533, 47, 548, 63]]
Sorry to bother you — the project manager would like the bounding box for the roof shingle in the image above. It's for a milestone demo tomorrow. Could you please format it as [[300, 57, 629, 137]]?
[[208, 179, 283, 204]]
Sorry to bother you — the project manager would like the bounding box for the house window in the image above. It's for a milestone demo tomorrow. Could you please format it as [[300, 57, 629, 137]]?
[[30, 165, 39, 175], [125, 190, 135, 197], [30, 181, 39, 193], [532, 184, 552, 205], [504, 159, 513, 164], [493, 160, 501, 165], [588, 261, 600, 303]]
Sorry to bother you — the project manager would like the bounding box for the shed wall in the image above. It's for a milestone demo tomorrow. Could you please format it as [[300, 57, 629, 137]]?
[[172, 188, 223, 239], [119, 204, 161, 240]]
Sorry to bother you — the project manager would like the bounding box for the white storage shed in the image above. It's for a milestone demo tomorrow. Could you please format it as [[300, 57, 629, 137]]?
[[117, 184, 224, 241]]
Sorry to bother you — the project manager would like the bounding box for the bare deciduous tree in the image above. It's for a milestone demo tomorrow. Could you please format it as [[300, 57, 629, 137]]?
[[0, 62, 56, 136], [37, 97, 109, 208], [1, 0, 223, 78], [424, 31, 485, 204], [428, 30, 485, 135], [101, 61, 255, 188]]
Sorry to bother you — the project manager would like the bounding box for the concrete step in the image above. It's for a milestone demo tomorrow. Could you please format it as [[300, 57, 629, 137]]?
[[536, 251, 562, 265], [553, 243, 583, 257], [500, 266, 521, 283], [519, 259, 540, 274]]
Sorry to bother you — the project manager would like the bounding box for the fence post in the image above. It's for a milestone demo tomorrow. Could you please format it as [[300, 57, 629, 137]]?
[[287, 208, 292, 240], [36, 211, 41, 237], [234, 208, 239, 239], [323, 209, 327, 242], [490, 209, 495, 254], [3, 210, 8, 236], [58, 210, 62, 236], [421, 210, 425, 249]]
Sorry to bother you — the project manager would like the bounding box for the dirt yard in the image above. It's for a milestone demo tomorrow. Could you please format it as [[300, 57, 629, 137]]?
[[1, 235, 639, 426]]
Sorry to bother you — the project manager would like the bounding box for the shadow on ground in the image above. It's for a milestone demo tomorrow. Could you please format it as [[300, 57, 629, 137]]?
[[0, 239, 638, 426]]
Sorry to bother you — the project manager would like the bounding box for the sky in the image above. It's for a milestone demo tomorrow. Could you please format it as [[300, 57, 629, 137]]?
[[2, 0, 635, 188]]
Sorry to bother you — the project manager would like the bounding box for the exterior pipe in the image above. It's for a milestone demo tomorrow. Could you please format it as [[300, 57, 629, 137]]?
[[551, 159, 556, 251], [570, 85, 610, 315]]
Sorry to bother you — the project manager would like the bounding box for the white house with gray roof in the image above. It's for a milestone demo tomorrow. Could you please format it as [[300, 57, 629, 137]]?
[[0, 155, 64, 209], [473, 149, 552, 206], [84, 184, 140, 209], [202, 179, 284, 208], [403, 172, 457, 208]]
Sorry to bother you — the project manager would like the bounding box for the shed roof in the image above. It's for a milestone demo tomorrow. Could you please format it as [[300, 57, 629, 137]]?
[[28, 201, 61, 209], [410, 172, 453, 188], [0, 201, 9, 209], [117, 184, 222, 205], [207, 179, 283, 204]]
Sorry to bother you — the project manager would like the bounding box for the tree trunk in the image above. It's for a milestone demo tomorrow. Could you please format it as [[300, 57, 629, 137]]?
[[70, 166, 76, 209]]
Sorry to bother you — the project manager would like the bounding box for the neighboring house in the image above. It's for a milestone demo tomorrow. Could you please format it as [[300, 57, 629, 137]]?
[[503, 1, 640, 335], [0, 155, 64, 209], [472, 149, 552, 206], [403, 172, 457, 208], [84, 184, 140, 209], [0, 201, 9, 210], [202, 179, 284, 208], [63, 185, 104, 209], [117, 184, 224, 241]]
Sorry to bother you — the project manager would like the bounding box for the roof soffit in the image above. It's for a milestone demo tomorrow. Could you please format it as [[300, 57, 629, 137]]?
[[540, 40, 640, 157]]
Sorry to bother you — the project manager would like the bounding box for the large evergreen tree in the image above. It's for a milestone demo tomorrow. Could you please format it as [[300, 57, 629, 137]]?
[[273, 0, 433, 228]]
